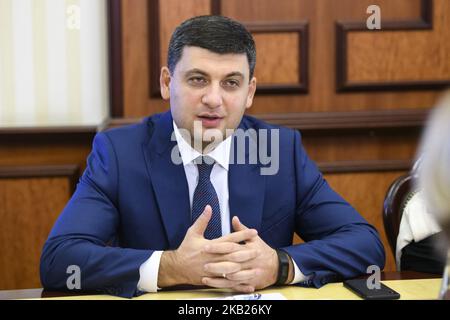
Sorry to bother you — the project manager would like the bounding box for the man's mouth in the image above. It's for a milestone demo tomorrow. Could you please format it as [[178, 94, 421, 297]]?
[[197, 114, 223, 128]]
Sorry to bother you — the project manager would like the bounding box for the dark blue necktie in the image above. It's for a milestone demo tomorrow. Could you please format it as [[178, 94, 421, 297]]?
[[191, 156, 222, 239]]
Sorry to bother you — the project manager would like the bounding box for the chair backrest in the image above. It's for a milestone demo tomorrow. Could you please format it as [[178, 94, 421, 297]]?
[[382, 173, 418, 256]]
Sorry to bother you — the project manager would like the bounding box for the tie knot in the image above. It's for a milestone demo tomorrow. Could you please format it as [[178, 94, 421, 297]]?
[[195, 156, 215, 180]]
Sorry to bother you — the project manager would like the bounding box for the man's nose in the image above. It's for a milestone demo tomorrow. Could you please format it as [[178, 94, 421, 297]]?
[[201, 84, 223, 108]]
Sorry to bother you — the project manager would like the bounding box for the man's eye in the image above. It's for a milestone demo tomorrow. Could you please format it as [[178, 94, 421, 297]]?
[[223, 79, 240, 88], [188, 77, 207, 85]]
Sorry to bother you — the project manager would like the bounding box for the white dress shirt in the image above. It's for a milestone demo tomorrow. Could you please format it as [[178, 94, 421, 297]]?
[[396, 192, 442, 269], [137, 121, 307, 292]]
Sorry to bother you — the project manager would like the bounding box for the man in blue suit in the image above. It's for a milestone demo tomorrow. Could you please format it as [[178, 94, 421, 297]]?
[[40, 15, 385, 298]]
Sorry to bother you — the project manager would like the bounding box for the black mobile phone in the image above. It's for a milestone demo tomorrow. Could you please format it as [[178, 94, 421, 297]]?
[[343, 279, 401, 300]]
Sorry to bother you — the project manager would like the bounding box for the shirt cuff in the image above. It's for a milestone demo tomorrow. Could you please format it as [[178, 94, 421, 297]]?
[[289, 259, 309, 284], [137, 250, 163, 293]]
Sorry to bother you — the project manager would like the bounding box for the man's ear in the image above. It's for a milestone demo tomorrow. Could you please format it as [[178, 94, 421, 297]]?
[[160, 67, 171, 100], [245, 77, 257, 109]]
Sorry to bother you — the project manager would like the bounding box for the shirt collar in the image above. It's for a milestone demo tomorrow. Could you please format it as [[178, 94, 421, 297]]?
[[173, 121, 231, 171]]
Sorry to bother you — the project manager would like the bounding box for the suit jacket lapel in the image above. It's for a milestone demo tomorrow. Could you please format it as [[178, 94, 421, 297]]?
[[142, 111, 191, 249]]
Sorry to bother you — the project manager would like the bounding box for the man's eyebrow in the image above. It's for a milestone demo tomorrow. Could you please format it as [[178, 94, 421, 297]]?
[[184, 69, 209, 77], [183, 69, 245, 79], [225, 72, 245, 79]]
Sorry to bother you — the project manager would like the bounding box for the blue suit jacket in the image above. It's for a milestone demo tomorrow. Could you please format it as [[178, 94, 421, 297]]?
[[40, 111, 385, 298]]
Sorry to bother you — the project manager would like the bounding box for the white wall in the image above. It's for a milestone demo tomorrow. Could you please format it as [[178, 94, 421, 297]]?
[[0, 0, 109, 127]]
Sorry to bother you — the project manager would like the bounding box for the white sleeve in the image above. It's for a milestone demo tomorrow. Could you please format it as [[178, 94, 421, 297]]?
[[290, 260, 310, 284], [137, 251, 163, 293]]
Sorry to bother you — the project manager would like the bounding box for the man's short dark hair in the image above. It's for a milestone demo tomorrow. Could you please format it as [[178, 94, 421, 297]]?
[[168, 15, 256, 79]]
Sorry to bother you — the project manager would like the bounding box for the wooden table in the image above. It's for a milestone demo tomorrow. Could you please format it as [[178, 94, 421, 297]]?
[[0, 271, 442, 300]]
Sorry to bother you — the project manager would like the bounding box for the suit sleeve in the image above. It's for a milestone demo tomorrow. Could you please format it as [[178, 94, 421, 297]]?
[[40, 132, 153, 298], [281, 130, 386, 288]]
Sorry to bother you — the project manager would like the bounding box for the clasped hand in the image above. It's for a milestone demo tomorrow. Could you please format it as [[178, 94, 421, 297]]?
[[171, 205, 279, 293]]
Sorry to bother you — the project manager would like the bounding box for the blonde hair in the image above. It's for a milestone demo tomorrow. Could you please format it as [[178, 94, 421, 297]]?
[[417, 90, 450, 226]]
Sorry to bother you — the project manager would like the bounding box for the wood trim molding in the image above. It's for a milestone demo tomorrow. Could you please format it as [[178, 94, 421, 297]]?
[[255, 108, 429, 131], [0, 126, 97, 135], [335, 0, 450, 92], [108, 0, 124, 117], [420, 0, 434, 25], [211, 0, 221, 16], [104, 108, 429, 132], [149, 0, 161, 99], [0, 165, 81, 194], [0, 126, 98, 145], [103, 117, 141, 130], [212, 1, 309, 94], [246, 22, 309, 94], [0, 154, 409, 178], [318, 159, 412, 174], [148, 1, 309, 96]]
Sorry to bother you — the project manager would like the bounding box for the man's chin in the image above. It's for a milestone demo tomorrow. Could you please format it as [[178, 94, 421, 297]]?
[[195, 127, 225, 143]]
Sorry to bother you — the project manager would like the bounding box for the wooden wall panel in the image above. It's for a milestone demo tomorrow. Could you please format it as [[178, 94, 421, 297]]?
[[347, 2, 450, 83], [248, 23, 309, 94], [0, 132, 94, 290], [122, 0, 166, 117], [220, 0, 421, 22], [254, 32, 300, 84], [247, 0, 442, 113], [158, 0, 211, 68], [338, 0, 450, 91], [0, 167, 78, 290], [118, 0, 448, 117], [0, 136, 92, 169], [302, 129, 420, 163]]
